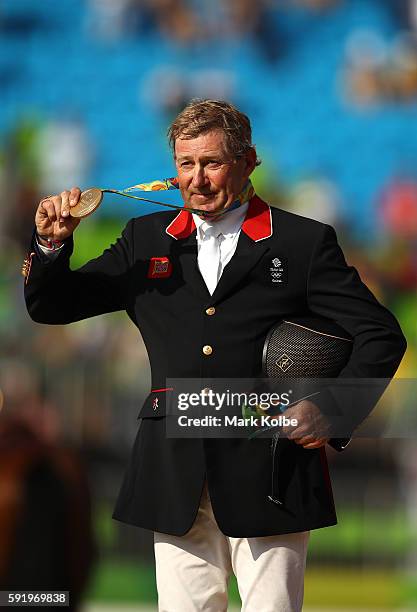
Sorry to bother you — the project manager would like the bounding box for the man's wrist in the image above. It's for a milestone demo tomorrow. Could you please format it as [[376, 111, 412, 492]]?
[[36, 233, 64, 250]]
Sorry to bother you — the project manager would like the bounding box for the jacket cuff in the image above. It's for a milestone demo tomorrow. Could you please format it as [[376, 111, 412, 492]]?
[[31, 228, 72, 263], [328, 437, 351, 452], [310, 388, 355, 440]]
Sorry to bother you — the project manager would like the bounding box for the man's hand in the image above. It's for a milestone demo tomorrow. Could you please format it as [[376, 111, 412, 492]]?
[[35, 187, 82, 243], [281, 399, 332, 449]]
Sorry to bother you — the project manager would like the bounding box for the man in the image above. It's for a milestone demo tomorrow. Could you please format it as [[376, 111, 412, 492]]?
[[24, 99, 406, 611]]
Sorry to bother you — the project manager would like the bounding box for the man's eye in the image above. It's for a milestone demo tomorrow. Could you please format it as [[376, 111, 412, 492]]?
[[180, 161, 193, 168], [207, 161, 221, 167]]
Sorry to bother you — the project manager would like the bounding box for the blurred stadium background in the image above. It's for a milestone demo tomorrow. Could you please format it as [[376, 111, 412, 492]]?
[[1, 0, 417, 610]]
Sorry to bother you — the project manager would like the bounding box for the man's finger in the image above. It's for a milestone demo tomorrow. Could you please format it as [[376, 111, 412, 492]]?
[[69, 186, 81, 206], [281, 420, 301, 437], [285, 426, 309, 439], [292, 435, 316, 446], [291, 435, 328, 448], [60, 191, 71, 219], [42, 199, 57, 223], [301, 438, 329, 449], [53, 195, 63, 223], [38, 199, 50, 219]]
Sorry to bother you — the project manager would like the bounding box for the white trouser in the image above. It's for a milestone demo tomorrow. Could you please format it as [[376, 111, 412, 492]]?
[[154, 482, 310, 612]]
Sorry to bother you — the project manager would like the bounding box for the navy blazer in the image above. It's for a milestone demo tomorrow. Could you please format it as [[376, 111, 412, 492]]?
[[24, 196, 406, 537]]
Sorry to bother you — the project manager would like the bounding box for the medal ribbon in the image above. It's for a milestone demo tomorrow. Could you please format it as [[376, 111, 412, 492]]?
[[102, 177, 254, 218]]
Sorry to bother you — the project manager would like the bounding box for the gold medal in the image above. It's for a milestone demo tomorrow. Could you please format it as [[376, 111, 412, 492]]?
[[70, 188, 103, 218]]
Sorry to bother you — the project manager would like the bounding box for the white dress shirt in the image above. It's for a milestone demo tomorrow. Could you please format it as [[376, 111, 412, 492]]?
[[193, 202, 248, 294]]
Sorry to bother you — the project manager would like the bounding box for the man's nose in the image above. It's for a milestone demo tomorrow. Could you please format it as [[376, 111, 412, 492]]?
[[191, 165, 208, 188]]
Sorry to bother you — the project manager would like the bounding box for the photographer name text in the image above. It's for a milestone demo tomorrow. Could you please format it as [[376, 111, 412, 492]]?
[[177, 414, 298, 428]]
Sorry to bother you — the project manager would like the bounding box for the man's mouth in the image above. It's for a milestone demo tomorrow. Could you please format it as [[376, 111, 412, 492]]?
[[192, 193, 214, 199]]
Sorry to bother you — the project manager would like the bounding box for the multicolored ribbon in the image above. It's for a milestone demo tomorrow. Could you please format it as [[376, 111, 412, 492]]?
[[102, 177, 254, 218], [124, 177, 180, 192]]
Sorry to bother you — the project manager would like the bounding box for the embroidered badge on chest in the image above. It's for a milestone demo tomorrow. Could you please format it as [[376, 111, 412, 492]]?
[[269, 257, 287, 284], [148, 257, 172, 279]]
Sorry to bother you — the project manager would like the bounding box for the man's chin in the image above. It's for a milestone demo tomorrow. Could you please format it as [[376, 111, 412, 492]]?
[[191, 195, 216, 206], [187, 196, 227, 216], [186, 202, 213, 215], [199, 211, 218, 220]]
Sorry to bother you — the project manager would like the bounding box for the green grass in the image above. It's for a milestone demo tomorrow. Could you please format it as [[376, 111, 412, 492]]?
[[304, 568, 401, 609], [86, 561, 417, 608], [72, 218, 126, 268], [308, 509, 415, 559], [86, 560, 157, 603]]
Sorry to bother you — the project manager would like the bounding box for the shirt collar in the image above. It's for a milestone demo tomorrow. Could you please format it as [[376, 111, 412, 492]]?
[[193, 201, 249, 239]]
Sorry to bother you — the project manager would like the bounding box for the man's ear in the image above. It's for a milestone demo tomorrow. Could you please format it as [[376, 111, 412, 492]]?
[[244, 147, 258, 177]]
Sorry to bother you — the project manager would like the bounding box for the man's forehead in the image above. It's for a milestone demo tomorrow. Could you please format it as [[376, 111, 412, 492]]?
[[174, 130, 227, 157]]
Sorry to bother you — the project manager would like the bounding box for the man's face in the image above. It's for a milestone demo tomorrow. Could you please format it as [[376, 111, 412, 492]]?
[[174, 129, 256, 218]]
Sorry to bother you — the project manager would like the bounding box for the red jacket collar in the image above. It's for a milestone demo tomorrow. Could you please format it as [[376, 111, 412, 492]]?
[[241, 195, 273, 242], [165, 195, 273, 242], [165, 208, 196, 240]]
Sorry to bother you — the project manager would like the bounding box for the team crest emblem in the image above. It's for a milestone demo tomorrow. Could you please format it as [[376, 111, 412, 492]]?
[[153, 397, 159, 410], [269, 256, 285, 283], [148, 257, 172, 279], [275, 353, 294, 372]]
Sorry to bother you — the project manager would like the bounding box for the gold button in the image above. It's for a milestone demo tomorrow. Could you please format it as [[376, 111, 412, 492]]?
[[203, 345, 213, 356], [205, 307, 216, 316]]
